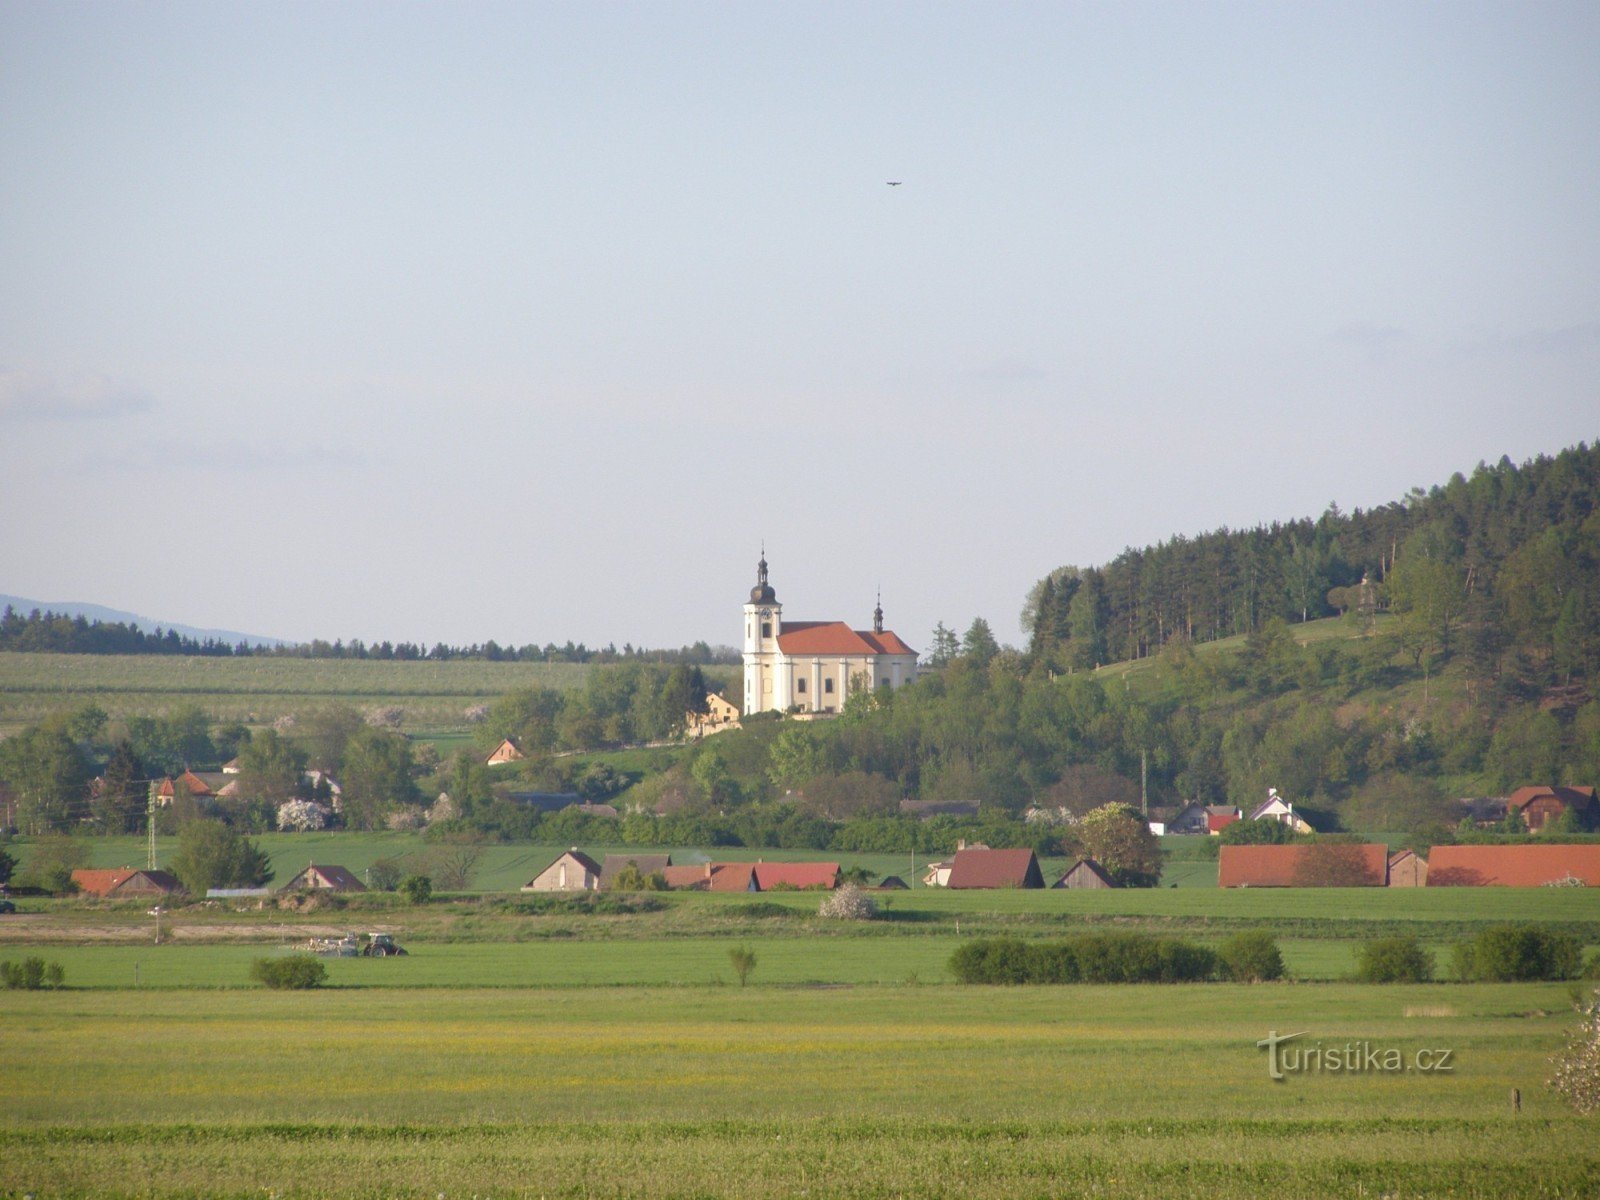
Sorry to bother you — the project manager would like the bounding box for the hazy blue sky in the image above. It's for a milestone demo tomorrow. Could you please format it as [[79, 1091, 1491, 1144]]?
[[2, 1, 1596, 651]]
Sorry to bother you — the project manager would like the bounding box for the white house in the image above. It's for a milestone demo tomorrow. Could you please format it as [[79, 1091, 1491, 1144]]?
[[1249, 789, 1316, 834], [522, 849, 602, 892], [741, 555, 918, 715]]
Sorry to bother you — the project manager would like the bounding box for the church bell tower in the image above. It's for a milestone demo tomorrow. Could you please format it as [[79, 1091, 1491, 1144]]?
[[742, 551, 781, 714]]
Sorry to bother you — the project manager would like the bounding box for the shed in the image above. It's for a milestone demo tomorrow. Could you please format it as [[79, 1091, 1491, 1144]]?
[[1054, 858, 1118, 889], [1504, 786, 1596, 833], [946, 848, 1045, 889], [279, 864, 367, 893], [1386, 849, 1429, 887], [1218, 843, 1388, 888], [522, 849, 603, 892], [1426, 844, 1600, 887], [876, 875, 909, 890]]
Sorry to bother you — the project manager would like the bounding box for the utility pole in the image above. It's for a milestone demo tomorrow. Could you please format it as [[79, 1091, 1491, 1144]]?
[[147, 784, 158, 870], [1141, 749, 1149, 817]]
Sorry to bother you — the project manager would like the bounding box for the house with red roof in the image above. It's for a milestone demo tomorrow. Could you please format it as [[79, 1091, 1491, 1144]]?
[[740, 555, 918, 715], [752, 861, 840, 891], [279, 863, 368, 893], [1503, 786, 1596, 833], [71, 868, 183, 898], [1426, 844, 1600, 887], [946, 848, 1045, 889]]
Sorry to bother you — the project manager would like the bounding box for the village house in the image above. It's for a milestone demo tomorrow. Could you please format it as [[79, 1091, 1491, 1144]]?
[[685, 693, 741, 739], [279, 863, 367, 893], [485, 738, 524, 766], [1503, 785, 1597, 833], [523, 849, 603, 892], [1248, 789, 1316, 834]]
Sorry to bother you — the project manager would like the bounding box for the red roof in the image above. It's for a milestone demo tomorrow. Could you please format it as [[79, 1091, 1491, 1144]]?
[[706, 863, 758, 892], [661, 864, 716, 889], [1206, 810, 1240, 833], [1426, 844, 1600, 887], [72, 868, 137, 897], [777, 621, 914, 657], [946, 848, 1045, 889], [71, 868, 182, 897], [1218, 844, 1389, 888], [752, 861, 840, 890]]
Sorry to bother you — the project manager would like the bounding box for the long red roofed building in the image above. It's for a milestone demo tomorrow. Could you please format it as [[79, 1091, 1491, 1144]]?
[[1426, 844, 1600, 887]]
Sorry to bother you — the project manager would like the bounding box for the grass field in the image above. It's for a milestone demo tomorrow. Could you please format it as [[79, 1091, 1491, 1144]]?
[[0, 652, 738, 734], [2, 982, 1594, 1197]]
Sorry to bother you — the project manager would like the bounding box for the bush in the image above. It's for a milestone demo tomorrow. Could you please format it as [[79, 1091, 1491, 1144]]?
[[1217, 931, 1285, 982], [949, 934, 1217, 985], [1550, 988, 1600, 1114], [250, 955, 328, 989], [1456, 925, 1583, 981], [1, 957, 64, 990], [1357, 935, 1434, 983], [398, 875, 433, 905], [368, 856, 406, 892], [819, 883, 877, 920]]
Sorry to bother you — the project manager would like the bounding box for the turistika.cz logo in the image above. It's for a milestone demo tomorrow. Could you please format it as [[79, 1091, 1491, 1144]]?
[[1257, 1031, 1455, 1081]]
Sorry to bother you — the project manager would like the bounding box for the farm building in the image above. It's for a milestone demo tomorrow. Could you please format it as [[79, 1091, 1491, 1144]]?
[[1054, 858, 1117, 889], [1386, 849, 1429, 887], [600, 854, 673, 888], [877, 876, 909, 890], [753, 861, 840, 890], [1218, 843, 1388, 888], [279, 864, 367, 893], [707, 864, 759, 893], [1426, 844, 1600, 887], [71, 868, 183, 898], [522, 849, 603, 892], [1504, 785, 1596, 833], [485, 738, 524, 766], [946, 848, 1045, 889]]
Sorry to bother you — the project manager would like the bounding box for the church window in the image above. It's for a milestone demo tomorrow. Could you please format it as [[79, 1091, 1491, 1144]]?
[[761, 622, 771, 638], [797, 678, 807, 694], [824, 678, 834, 694]]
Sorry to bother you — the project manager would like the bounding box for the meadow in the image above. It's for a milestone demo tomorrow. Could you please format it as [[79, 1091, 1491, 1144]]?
[[0, 651, 602, 732], [1, 981, 1595, 1198]]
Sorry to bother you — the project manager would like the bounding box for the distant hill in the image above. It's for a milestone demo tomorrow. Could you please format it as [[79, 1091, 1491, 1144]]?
[[0, 594, 283, 649]]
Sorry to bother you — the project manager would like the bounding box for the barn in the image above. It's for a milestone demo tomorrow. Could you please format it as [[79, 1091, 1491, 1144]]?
[[71, 868, 183, 898], [279, 864, 367, 893], [1054, 859, 1118, 889], [1218, 843, 1388, 888], [522, 849, 603, 892], [945, 848, 1045, 889], [1425, 844, 1600, 887]]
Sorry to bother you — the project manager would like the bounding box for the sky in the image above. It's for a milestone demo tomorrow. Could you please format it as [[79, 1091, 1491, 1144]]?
[[2, 1, 1597, 652]]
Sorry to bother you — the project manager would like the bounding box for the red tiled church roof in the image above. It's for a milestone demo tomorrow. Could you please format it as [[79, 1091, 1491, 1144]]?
[[777, 621, 915, 657]]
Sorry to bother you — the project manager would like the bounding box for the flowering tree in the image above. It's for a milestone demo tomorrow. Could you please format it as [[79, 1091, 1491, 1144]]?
[[276, 799, 330, 832], [819, 883, 877, 920], [1550, 989, 1600, 1114]]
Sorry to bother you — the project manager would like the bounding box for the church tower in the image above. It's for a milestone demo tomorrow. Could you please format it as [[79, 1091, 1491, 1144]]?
[[742, 552, 781, 714]]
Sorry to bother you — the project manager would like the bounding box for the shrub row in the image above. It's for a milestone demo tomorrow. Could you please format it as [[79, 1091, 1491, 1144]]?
[[949, 932, 1285, 985], [1452, 925, 1584, 982], [1, 957, 65, 990]]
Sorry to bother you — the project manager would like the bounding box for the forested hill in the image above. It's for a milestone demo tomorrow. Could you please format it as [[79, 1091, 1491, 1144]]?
[[1023, 442, 1600, 675]]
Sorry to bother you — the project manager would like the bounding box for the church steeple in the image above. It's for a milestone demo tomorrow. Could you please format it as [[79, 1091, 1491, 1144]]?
[[873, 589, 884, 635], [749, 546, 777, 604]]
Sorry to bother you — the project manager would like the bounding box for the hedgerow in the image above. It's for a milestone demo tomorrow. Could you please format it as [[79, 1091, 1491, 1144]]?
[[949, 934, 1219, 984]]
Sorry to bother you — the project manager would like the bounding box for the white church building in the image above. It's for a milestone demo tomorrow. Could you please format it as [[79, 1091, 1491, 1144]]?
[[741, 555, 918, 715]]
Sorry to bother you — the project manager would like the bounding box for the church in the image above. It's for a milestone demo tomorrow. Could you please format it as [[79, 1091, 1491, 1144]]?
[[741, 555, 918, 715]]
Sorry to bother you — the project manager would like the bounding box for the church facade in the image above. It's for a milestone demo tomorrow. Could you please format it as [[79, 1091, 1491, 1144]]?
[[741, 556, 918, 715]]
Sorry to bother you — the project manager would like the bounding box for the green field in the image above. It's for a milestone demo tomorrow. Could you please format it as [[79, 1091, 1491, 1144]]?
[[2, 981, 1594, 1197], [0, 652, 744, 734]]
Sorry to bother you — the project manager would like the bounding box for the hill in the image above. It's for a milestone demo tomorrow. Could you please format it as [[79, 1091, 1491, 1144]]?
[[0, 594, 282, 648]]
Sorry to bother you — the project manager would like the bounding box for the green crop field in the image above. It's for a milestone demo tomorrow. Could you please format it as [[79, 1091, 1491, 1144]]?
[[1, 981, 1594, 1198], [0, 651, 734, 735]]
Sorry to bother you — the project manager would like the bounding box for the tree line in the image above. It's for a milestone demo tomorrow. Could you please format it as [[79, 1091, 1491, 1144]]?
[[0, 607, 739, 666]]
